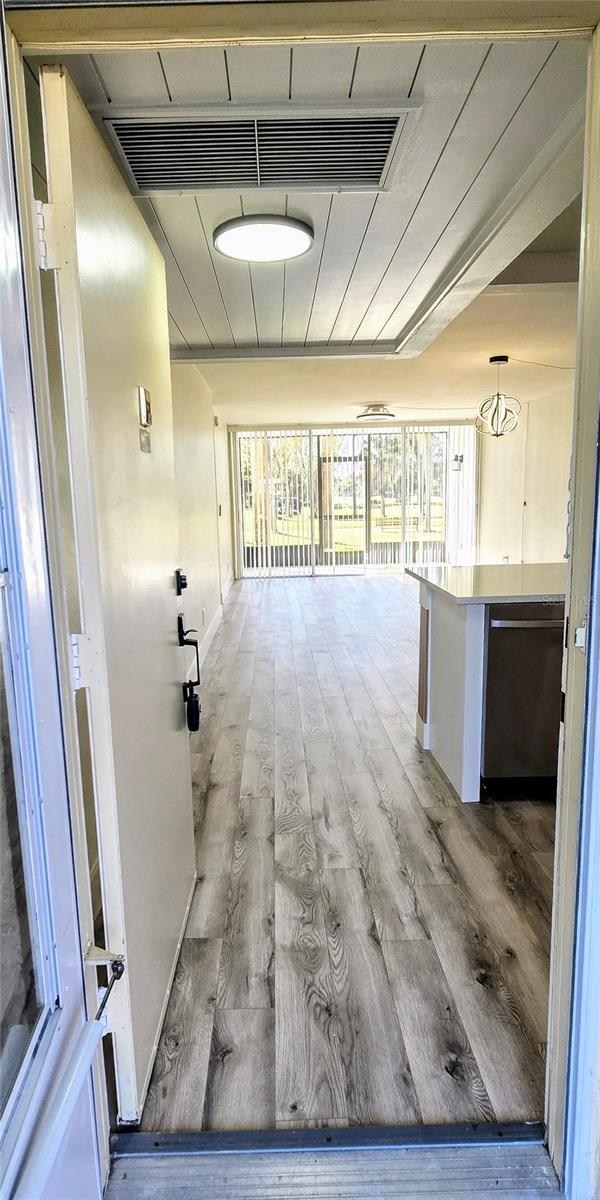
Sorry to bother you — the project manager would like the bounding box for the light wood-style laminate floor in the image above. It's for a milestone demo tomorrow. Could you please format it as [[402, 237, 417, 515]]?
[[141, 574, 555, 1133]]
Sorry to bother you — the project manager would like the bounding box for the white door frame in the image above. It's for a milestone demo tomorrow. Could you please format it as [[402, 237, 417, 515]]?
[[558, 27, 600, 1200], [5, 5, 600, 1195], [0, 9, 102, 1196], [563, 474, 600, 1200]]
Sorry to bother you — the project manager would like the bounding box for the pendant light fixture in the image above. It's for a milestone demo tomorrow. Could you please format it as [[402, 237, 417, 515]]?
[[357, 403, 396, 420], [213, 215, 313, 262], [475, 355, 522, 437]]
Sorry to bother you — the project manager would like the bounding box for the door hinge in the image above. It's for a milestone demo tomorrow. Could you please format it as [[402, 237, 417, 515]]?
[[574, 620, 587, 652], [84, 943, 124, 969], [70, 633, 100, 690], [34, 200, 56, 271]]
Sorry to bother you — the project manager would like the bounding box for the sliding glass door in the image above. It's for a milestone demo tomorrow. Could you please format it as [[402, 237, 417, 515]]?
[[236, 424, 476, 578], [317, 432, 366, 573]]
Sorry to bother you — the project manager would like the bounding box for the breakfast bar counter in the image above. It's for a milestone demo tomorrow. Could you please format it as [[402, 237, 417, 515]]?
[[405, 562, 567, 803]]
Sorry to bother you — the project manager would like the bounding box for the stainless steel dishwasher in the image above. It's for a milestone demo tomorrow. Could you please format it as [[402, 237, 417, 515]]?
[[482, 601, 565, 793]]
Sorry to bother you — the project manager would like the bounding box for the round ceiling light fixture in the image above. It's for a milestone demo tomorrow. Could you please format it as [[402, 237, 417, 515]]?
[[213, 215, 314, 263], [475, 355, 522, 437], [357, 403, 396, 420]]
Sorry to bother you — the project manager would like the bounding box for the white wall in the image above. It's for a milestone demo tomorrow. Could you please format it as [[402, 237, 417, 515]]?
[[478, 385, 573, 563], [171, 364, 224, 659]]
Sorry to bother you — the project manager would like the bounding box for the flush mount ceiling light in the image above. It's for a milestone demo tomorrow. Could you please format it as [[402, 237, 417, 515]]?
[[475, 355, 522, 437], [357, 403, 396, 421], [213, 215, 313, 262]]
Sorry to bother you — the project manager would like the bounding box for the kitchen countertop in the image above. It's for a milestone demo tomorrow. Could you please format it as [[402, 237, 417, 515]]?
[[405, 562, 567, 605]]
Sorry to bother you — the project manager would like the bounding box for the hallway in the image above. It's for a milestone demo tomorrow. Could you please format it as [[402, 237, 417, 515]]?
[[141, 574, 554, 1132]]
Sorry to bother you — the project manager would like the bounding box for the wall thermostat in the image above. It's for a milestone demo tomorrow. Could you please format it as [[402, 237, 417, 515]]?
[[138, 386, 152, 428]]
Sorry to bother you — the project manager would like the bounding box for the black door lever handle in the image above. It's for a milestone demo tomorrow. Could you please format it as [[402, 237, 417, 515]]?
[[177, 614, 201, 691], [177, 614, 197, 644]]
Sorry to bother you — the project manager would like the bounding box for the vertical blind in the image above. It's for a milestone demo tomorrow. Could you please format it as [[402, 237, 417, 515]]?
[[236, 425, 477, 578]]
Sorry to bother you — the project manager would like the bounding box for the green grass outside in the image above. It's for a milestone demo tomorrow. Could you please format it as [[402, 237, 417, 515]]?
[[243, 500, 444, 552]]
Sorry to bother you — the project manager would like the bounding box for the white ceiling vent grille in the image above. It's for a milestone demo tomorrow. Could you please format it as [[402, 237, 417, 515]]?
[[108, 115, 401, 192], [257, 117, 399, 187], [110, 120, 258, 190]]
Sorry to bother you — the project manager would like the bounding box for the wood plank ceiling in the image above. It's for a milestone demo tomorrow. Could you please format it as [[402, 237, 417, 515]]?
[[27, 40, 588, 355]]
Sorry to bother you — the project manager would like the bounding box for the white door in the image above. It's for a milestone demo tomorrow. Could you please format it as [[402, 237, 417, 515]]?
[[33, 64, 196, 1122], [0, 20, 101, 1198]]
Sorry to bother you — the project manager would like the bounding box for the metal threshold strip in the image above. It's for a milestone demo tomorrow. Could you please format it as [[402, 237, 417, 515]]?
[[111, 1120, 545, 1158]]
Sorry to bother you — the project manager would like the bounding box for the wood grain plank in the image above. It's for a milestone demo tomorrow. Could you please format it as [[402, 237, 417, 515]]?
[[383, 939, 494, 1123], [203, 1009, 275, 1130], [305, 736, 359, 870], [240, 661, 275, 799], [141, 939, 221, 1132], [297, 678, 330, 742], [419, 883, 545, 1121], [339, 679, 393, 751], [534, 848, 556, 885], [460, 804, 553, 949], [275, 828, 348, 1123], [497, 799, 556, 855], [381, 712, 458, 809], [274, 728, 312, 836], [366, 747, 451, 885], [431, 815, 550, 1046], [323, 693, 370, 779], [312, 650, 342, 698], [342, 772, 428, 941], [209, 711, 249, 787], [187, 780, 241, 939], [217, 797, 275, 1009], [343, 643, 401, 719], [322, 868, 421, 1125]]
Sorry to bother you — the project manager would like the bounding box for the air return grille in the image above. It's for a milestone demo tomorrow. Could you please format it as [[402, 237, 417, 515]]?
[[109, 115, 400, 191]]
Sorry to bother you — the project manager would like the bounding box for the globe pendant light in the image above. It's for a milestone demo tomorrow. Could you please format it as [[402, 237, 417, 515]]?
[[213, 215, 313, 262], [357, 403, 396, 420], [475, 355, 522, 437]]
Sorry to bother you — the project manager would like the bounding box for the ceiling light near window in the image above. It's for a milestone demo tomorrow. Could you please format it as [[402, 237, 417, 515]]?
[[357, 403, 396, 420], [213, 215, 313, 262], [476, 355, 521, 437]]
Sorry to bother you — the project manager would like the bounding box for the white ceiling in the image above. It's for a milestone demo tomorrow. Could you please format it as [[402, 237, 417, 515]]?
[[199, 283, 577, 425], [27, 37, 587, 358]]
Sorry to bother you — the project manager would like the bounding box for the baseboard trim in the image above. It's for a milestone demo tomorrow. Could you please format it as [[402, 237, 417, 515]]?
[[111, 1120, 545, 1158], [136, 871, 197, 1120], [220, 572, 234, 604], [199, 602, 222, 669], [184, 603, 223, 683]]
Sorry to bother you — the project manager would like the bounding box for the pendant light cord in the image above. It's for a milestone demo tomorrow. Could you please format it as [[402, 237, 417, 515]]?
[[508, 356, 575, 371]]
